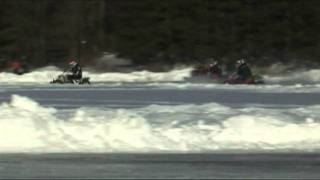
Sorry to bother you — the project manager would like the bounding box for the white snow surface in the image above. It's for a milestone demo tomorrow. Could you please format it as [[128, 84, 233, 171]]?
[[1, 95, 320, 153]]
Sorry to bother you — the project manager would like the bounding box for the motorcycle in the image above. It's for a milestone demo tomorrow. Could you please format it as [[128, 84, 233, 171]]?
[[190, 66, 265, 85], [224, 73, 265, 85], [50, 73, 91, 85]]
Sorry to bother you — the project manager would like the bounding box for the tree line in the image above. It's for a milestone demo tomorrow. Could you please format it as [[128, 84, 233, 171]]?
[[0, 0, 319, 69]]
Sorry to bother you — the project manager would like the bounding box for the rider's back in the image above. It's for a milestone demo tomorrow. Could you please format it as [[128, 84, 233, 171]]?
[[237, 64, 252, 79]]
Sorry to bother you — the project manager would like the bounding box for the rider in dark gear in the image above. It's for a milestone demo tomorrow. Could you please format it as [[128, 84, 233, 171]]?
[[235, 59, 253, 83], [66, 60, 82, 82], [208, 60, 222, 78]]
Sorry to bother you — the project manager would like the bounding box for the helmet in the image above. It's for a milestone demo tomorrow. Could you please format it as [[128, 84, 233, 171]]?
[[236, 59, 246, 65], [209, 60, 218, 67], [69, 60, 78, 67], [213, 60, 218, 65]]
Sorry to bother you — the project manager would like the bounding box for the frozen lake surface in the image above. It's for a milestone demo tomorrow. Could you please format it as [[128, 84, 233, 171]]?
[[1, 153, 320, 179], [1, 83, 320, 109]]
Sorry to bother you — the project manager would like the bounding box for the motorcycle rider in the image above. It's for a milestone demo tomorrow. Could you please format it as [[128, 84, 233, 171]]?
[[208, 60, 222, 78], [66, 60, 82, 82], [234, 59, 254, 83]]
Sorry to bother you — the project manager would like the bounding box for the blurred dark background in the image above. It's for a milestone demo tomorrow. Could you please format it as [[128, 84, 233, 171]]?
[[0, 0, 319, 72]]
